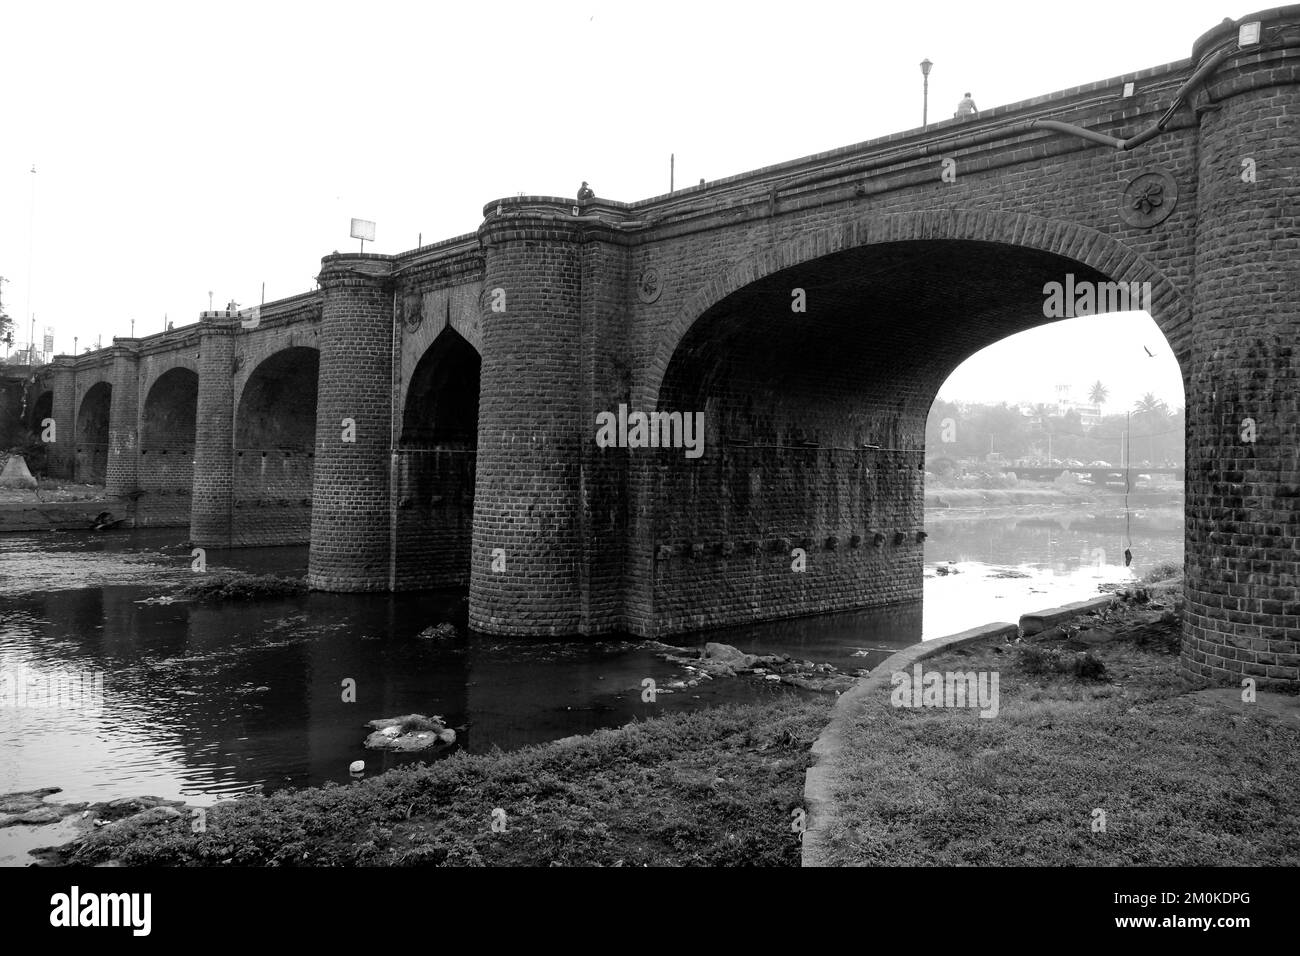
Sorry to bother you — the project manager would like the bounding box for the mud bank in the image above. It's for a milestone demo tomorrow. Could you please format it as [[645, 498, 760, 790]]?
[[0, 496, 189, 532]]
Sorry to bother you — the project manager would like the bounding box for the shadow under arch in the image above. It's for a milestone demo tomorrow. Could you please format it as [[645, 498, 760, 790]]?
[[75, 381, 112, 484], [636, 210, 1189, 637], [395, 326, 481, 590], [233, 346, 319, 546], [27, 389, 52, 434], [641, 210, 1190, 409], [139, 367, 198, 504]]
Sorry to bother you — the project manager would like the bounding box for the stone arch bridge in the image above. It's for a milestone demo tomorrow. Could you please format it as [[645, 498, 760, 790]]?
[[33, 8, 1300, 685]]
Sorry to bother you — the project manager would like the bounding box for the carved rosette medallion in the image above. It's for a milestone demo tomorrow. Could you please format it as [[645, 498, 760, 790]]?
[[1119, 169, 1178, 228], [637, 266, 663, 304]]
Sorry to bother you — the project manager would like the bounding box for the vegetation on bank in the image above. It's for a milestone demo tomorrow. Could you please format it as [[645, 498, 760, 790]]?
[[68, 698, 830, 867], [1139, 561, 1182, 584], [820, 603, 1300, 866]]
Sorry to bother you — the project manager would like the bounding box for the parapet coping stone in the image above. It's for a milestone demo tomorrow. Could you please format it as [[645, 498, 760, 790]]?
[[801, 591, 1124, 866], [1020, 595, 1118, 635]]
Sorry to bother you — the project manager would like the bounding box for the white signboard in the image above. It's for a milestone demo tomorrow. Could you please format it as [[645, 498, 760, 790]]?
[[350, 218, 376, 242]]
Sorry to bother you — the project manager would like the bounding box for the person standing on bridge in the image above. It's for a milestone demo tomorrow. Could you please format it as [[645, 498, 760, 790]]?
[[955, 92, 978, 119], [577, 181, 595, 201]]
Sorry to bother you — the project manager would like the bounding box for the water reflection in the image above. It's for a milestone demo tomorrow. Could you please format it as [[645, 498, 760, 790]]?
[[1, 499, 1182, 820]]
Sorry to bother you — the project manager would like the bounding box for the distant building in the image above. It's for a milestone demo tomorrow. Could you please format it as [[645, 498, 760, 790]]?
[[1051, 385, 1100, 432]]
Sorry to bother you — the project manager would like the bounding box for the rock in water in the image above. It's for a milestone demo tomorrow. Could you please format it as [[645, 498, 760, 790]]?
[[703, 642, 759, 670], [0, 455, 38, 490], [364, 714, 456, 752], [417, 623, 459, 640], [349, 760, 365, 774]]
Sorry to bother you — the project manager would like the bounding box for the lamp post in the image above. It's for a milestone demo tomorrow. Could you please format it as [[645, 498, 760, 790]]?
[[920, 59, 933, 130]]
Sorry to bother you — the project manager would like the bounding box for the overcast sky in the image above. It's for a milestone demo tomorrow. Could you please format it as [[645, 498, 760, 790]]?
[[1, 0, 1232, 410]]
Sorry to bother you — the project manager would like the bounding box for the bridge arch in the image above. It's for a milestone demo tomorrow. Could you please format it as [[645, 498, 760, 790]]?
[[642, 210, 1189, 408], [639, 209, 1188, 635], [401, 326, 481, 445], [233, 346, 319, 544], [139, 366, 198, 499], [75, 381, 112, 484], [395, 326, 481, 589], [27, 389, 52, 433]]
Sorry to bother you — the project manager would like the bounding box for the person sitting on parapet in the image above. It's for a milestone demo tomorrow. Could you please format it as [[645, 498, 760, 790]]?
[[577, 181, 595, 201], [955, 92, 978, 119]]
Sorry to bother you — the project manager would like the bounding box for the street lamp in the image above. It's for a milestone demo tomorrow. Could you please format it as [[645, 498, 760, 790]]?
[[920, 59, 933, 130]]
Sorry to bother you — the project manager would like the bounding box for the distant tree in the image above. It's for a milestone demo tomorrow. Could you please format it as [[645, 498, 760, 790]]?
[[1134, 393, 1168, 415], [1131, 394, 1174, 466], [1088, 380, 1108, 406], [927, 397, 1184, 471]]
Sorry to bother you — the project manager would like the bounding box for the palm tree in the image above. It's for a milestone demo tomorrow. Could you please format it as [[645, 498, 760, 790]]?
[[1088, 380, 1108, 406], [1133, 393, 1167, 415], [1132, 393, 1169, 466]]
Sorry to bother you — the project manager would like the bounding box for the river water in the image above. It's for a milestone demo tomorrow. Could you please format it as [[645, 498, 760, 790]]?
[[0, 494, 1181, 862]]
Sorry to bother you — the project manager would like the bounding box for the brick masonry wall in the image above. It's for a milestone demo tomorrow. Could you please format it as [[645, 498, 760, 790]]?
[[577, 238, 633, 634], [308, 256, 395, 591], [393, 448, 475, 590], [231, 450, 314, 546], [191, 317, 237, 546], [105, 347, 140, 497], [648, 319, 929, 634], [1182, 39, 1300, 689], [469, 217, 586, 635], [46, 364, 76, 479]]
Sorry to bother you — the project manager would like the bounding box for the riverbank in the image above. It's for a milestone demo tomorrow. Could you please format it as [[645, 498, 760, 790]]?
[[806, 587, 1300, 866], [924, 483, 1181, 515], [3, 532, 1191, 867], [48, 697, 831, 867], [0, 481, 193, 532], [35, 571, 1298, 870]]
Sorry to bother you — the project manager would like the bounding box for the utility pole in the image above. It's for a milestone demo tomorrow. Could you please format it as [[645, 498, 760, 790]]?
[[26, 164, 36, 363], [1121, 413, 1130, 470]]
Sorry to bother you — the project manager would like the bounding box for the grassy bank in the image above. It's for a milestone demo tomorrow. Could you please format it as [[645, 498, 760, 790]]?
[[819, 606, 1300, 865], [67, 697, 830, 867]]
